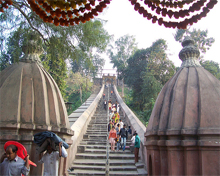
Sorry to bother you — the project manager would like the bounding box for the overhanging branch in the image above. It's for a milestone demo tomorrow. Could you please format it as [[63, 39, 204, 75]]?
[[12, 0, 50, 46]]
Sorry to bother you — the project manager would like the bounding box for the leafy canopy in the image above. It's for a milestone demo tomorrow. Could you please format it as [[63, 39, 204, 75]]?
[[107, 34, 137, 79]]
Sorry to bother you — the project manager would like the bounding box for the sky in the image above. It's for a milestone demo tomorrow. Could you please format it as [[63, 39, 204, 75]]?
[[98, 0, 220, 73]]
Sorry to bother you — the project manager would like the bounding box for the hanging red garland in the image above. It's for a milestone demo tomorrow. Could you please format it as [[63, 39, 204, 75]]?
[[25, 0, 111, 26], [130, 0, 218, 29], [0, 0, 218, 28]]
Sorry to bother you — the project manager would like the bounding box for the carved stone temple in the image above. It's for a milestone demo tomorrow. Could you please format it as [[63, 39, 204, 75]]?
[[0, 36, 73, 175], [145, 37, 220, 175]]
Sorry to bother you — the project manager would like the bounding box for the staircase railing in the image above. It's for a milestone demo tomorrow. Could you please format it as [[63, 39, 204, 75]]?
[[105, 85, 110, 175], [67, 84, 104, 169]]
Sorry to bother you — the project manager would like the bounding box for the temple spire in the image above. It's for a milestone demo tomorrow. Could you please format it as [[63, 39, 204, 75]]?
[[179, 36, 201, 67], [21, 32, 43, 64]]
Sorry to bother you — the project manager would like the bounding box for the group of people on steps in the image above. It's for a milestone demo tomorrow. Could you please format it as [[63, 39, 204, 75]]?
[[105, 95, 141, 164]]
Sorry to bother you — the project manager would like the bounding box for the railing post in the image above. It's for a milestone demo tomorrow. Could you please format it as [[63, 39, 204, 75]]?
[[106, 85, 109, 176]]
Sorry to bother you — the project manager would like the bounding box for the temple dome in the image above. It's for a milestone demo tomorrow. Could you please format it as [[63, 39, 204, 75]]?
[[146, 37, 220, 137], [0, 39, 72, 134], [144, 36, 220, 176]]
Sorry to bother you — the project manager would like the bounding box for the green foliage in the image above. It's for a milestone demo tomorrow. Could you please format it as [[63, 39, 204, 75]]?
[[1, 3, 110, 107], [200, 60, 220, 80], [66, 72, 93, 114], [0, 27, 43, 70], [122, 39, 175, 124], [42, 55, 68, 100], [125, 39, 175, 112], [108, 35, 137, 79]]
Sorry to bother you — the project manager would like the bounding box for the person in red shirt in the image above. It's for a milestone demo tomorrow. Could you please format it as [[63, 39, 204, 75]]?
[[108, 126, 117, 151]]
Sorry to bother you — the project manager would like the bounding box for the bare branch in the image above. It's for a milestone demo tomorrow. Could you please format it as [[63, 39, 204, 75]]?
[[12, 0, 50, 46]]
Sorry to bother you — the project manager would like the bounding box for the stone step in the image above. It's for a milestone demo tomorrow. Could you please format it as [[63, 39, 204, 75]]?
[[87, 126, 107, 129], [86, 130, 107, 132], [87, 128, 107, 130], [79, 144, 107, 149], [75, 153, 106, 159], [69, 169, 106, 176], [137, 168, 148, 175], [86, 131, 107, 135], [88, 124, 107, 127], [109, 165, 137, 171], [73, 159, 106, 166], [71, 164, 106, 171], [84, 148, 106, 153], [85, 134, 107, 137], [109, 159, 135, 166], [88, 124, 107, 126], [109, 153, 135, 160], [89, 123, 107, 126], [135, 162, 145, 169], [86, 131, 107, 134], [89, 121, 108, 124], [109, 149, 131, 153], [109, 171, 139, 176], [93, 115, 106, 117], [80, 141, 107, 145], [82, 139, 107, 142]]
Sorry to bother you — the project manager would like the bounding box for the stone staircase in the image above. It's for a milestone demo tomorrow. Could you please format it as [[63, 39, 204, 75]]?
[[69, 86, 148, 176]]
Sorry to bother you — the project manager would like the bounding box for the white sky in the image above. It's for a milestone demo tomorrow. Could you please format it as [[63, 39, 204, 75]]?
[[99, 0, 220, 71]]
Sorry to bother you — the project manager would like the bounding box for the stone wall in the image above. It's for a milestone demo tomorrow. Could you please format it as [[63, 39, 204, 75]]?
[[93, 78, 103, 86]]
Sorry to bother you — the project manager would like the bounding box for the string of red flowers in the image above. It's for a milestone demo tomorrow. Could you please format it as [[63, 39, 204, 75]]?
[[129, 0, 218, 29], [0, 0, 13, 12], [27, 0, 110, 26], [149, 0, 194, 9], [143, 0, 206, 19]]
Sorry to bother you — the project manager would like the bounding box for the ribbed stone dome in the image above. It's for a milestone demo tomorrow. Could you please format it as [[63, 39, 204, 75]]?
[[0, 40, 71, 134], [146, 37, 220, 136], [145, 37, 220, 176]]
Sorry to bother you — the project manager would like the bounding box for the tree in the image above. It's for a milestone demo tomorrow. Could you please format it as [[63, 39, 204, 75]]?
[[124, 48, 148, 110], [1, 3, 111, 99], [91, 54, 105, 78], [200, 60, 220, 80], [125, 39, 175, 112], [145, 39, 175, 85], [174, 28, 215, 58], [107, 34, 137, 80], [65, 71, 93, 114]]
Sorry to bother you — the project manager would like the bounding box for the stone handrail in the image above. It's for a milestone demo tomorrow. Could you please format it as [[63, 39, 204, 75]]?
[[67, 84, 104, 169], [113, 85, 147, 170]]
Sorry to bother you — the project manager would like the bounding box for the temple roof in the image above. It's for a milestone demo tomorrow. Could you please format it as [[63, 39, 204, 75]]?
[[145, 37, 220, 137], [0, 39, 72, 134]]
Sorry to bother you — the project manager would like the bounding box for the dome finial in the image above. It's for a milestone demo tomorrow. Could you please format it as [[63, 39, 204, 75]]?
[[179, 36, 201, 67], [21, 31, 44, 64]]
